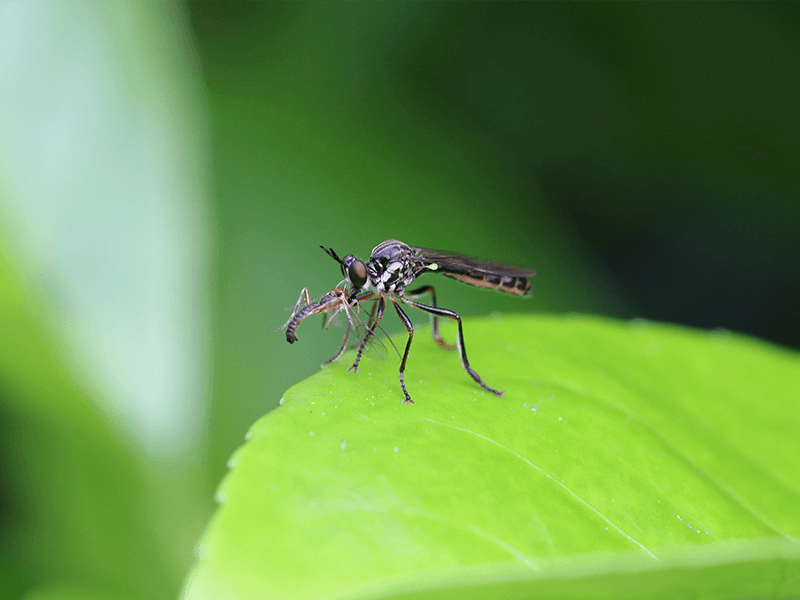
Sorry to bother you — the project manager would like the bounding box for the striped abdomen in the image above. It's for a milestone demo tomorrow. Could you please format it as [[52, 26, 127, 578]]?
[[444, 271, 533, 296]]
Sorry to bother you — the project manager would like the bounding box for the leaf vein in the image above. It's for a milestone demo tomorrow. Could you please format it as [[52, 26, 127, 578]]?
[[416, 417, 659, 560]]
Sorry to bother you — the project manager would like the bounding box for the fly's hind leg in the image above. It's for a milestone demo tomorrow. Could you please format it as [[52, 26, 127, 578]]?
[[399, 297, 504, 397], [405, 285, 456, 351]]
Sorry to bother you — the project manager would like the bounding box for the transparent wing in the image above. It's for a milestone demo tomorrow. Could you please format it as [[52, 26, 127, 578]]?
[[342, 294, 390, 362], [412, 247, 537, 277]]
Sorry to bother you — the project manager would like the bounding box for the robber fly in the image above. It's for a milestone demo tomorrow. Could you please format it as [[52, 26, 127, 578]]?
[[320, 240, 536, 404], [277, 286, 381, 366]]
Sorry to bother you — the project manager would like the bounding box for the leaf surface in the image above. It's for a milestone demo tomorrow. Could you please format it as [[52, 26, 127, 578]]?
[[183, 314, 800, 599]]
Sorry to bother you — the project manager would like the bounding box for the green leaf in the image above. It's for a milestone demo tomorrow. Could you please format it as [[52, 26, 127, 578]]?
[[183, 314, 800, 599]]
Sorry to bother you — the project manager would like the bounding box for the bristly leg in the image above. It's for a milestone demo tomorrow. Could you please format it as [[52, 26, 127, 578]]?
[[391, 298, 416, 404], [350, 295, 384, 373]]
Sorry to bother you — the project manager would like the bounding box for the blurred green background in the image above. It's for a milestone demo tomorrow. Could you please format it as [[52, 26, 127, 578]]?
[[0, 3, 797, 599]]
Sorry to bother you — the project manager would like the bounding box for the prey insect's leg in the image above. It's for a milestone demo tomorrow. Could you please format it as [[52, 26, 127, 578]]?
[[324, 318, 351, 365], [277, 287, 312, 332], [330, 291, 373, 365], [405, 285, 456, 351], [399, 297, 504, 397], [322, 300, 347, 331], [391, 299, 415, 405], [350, 295, 384, 373]]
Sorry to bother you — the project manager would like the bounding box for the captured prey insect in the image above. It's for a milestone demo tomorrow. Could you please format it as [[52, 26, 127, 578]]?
[[320, 240, 537, 404], [277, 286, 382, 366]]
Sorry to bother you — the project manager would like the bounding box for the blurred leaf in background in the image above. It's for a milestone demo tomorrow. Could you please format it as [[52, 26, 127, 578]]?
[[0, 1, 211, 460], [0, 2, 210, 599]]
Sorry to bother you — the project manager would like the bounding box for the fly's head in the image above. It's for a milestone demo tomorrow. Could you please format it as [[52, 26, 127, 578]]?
[[321, 246, 369, 291]]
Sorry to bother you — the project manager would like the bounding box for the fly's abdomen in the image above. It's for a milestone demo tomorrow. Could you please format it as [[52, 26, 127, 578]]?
[[444, 271, 533, 296]]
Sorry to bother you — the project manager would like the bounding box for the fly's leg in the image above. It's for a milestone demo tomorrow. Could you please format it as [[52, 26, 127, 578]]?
[[399, 297, 504, 397], [350, 295, 384, 373], [328, 291, 373, 365], [391, 299, 416, 404], [405, 285, 456, 350]]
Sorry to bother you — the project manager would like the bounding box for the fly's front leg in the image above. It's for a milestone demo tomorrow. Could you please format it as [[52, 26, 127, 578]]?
[[400, 297, 504, 397], [405, 285, 456, 351], [391, 299, 415, 404], [350, 295, 384, 373]]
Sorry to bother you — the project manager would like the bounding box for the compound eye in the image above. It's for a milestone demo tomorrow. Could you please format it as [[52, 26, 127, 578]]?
[[343, 256, 368, 289], [349, 260, 368, 289]]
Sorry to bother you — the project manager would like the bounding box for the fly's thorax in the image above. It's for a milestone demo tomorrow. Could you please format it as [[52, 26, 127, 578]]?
[[367, 239, 418, 294], [369, 239, 411, 263], [367, 257, 418, 294]]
